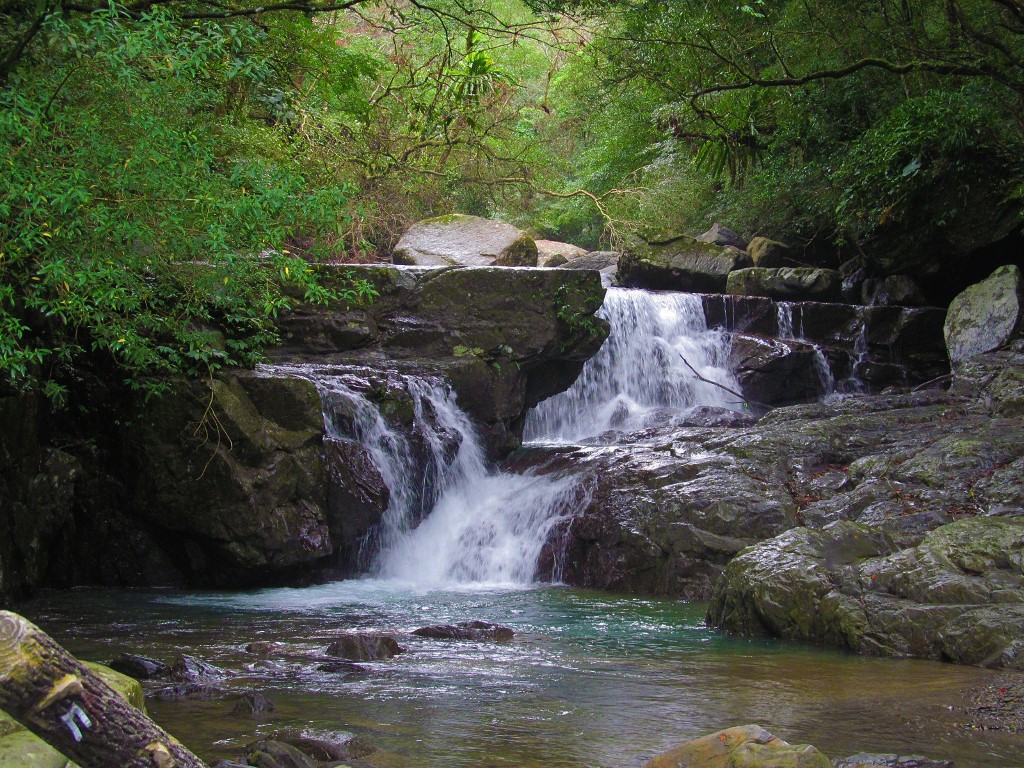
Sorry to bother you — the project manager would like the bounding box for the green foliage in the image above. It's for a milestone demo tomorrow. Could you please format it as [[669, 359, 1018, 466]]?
[[0, 4, 376, 402]]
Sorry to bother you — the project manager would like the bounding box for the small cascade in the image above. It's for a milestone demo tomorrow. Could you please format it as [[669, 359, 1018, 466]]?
[[262, 363, 582, 587], [524, 288, 738, 443], [775, 301, 836, 397]]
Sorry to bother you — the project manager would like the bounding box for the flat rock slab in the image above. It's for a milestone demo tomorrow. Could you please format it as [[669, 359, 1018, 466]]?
[[727, 267, 842, 302]]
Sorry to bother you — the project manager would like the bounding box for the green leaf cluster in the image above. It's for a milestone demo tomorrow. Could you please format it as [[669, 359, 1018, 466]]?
[[1, 4, 377, 403]]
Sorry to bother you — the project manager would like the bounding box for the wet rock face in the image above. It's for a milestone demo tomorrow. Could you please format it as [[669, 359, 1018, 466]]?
[[392, 214, 538, 267], [412, 620, 514, 641], [944, 264, 1023, 366], [534, 349, 1024, 621], [729, 335, 828, 407], [0, 394, 80, 607], [274, 265, 609, 457], [128, 372, 335, 587], [618, 237, 752, 292]]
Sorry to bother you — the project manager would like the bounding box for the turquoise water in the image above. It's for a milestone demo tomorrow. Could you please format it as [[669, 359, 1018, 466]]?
[[18, 582, 1021, 767]]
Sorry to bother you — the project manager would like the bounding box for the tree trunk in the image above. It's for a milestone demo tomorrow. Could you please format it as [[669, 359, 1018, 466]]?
[[0, 611, 208, 768]]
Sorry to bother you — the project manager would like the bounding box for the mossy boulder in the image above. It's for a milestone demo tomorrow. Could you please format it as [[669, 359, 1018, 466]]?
[[944, 264, 1023, 366], [618, 236, 752, 292], [747, 237, 789, 268], [726, 267, 842, 302], [392, 214, 538, 267], [643, 724, 830, 768], [708, 517, 1024, 666]]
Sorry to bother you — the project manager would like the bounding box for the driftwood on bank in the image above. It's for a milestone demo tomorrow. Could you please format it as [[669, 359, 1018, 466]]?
[[0, 610, 208, 768]]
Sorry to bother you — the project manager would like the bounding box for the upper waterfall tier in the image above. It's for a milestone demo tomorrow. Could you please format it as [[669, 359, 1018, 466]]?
[[525, 288, 740, 443]]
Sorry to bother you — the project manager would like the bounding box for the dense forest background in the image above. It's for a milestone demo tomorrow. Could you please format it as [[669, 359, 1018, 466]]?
[[3, 0, 1024, 403]]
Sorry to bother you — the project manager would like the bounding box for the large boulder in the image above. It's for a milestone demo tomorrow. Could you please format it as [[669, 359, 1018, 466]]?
[[618, 237, 752, 292], [944, 264, 1023, 366], [535, 239, 587, 267], [726, 267, 843, 302], [642, 724, 830, 768], [696, 222, 749, 251], [392, 215, 538, 267]]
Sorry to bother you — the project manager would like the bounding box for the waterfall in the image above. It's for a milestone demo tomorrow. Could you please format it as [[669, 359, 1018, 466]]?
[[524, 288, 738, 443], [261, 363, 581, 587]]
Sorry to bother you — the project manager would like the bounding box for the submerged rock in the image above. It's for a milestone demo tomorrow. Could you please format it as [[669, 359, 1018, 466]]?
[[833, 755, 954, 768], [412, 620, 515, 641], [244, 739, 320, 768], [270, 729, 376, 761], [392, 214, 538, 267], [642, 724, 830, 768], [232, 691, 276, 715], [325, 632, 405, 661]]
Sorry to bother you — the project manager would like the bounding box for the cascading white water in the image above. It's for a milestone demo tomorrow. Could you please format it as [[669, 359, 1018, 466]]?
[[775, 301, 835, 396], [524, 288, 739, 443], [261, 363, 581, 587]]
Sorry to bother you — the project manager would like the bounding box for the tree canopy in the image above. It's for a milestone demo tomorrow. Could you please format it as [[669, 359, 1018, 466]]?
[[3, 0, 1023, 402]]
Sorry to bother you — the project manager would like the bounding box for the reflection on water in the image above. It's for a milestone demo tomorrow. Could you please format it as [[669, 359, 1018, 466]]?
[[17, 583, 1022, 767]]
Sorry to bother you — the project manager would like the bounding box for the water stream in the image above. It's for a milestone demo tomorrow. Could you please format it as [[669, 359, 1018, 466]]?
[[14, 288, 1020, 767]]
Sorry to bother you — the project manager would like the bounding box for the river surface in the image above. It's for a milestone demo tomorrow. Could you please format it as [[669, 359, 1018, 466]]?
[[17, 582, 1021, 767]]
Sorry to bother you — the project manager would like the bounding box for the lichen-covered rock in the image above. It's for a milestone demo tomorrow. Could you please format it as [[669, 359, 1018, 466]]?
[[642, 724, 831, 768], [392, 214, 538, 267], [618, 237, 752, 292], [747, 237, 789, 268], [535, 239, 587, 266], [727, 267, 843, 302], [944, 264, 1023, 366]]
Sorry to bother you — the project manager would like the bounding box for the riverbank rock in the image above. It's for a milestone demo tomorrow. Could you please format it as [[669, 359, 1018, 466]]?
[[642, 724, 830, 768], [392, 215, 538, 267], [727, 267, 843, 302], [110, 652, 170, 680], [707, 516, 1024, 667], [325, 633, 405, 661], [536, 239, 588, 266], [618, 237, 752, 292], [944, 264, 1023, 366], [412, 620, 514, 641]]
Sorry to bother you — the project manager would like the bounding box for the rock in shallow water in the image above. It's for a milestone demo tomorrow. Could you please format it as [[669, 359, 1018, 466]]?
[[325, 632, 405, 661], [412, 620, 514, 641], [642, 724, 831, 768]]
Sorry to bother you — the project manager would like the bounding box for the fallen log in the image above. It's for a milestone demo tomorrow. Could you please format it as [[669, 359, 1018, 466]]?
[[0, 610, 208, 768]]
